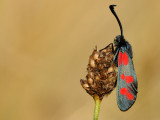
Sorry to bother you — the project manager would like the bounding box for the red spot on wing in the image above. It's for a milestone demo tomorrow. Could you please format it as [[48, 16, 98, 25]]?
[[121, 74, 125, 80], [120, 88, 128, 95], [118, 52, 123, 66], [118, 52, 129, 66], [125, 76, 134, 83], [120, 88, 134, 101], [118, 51, 134, 101], [126, 93, 134, 100], [120, 74, 134, 83], [123, 52, 129, 65]]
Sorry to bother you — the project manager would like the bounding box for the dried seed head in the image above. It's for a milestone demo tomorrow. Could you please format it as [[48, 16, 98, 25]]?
[[107, 66, 114, 73], [88, 72, 94, 78], [95, 75, 100, 81], [93, 50, 99, 60], [80, 79, 90, 91], [80, 43, 117, 100], [89, 57, 96, 68], [87, 77, 94, 85]]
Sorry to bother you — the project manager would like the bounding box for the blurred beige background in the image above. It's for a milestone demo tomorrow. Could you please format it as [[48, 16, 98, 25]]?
[[0, 0, 160, 120]]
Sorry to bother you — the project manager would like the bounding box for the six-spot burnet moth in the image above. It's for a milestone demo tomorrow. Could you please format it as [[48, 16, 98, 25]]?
[[108, 5, 138, 111], [80, 4, 138, 112]]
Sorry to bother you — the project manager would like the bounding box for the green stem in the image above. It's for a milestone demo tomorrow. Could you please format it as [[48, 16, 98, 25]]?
[[93, 95, 101, 120]]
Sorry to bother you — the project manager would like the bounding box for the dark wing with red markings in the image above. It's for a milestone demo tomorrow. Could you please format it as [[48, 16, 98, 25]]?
[[117, 48, 138, 111]]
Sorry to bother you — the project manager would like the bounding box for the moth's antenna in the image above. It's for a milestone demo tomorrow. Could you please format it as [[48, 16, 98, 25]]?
[[109, 5, 123, 37]]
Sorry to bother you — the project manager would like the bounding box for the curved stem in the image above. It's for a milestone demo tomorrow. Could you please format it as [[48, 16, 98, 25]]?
[[93, 95, 101, 120]]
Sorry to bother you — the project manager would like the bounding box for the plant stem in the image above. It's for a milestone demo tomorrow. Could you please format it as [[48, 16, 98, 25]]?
[[93, 95, 101, 120]]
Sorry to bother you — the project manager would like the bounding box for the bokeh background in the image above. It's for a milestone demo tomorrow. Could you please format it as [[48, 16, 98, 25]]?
[[0, 0, 160, 120]]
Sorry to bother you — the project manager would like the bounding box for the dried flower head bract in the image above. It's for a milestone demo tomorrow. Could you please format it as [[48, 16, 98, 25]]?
[[80, 44, 117, 100]]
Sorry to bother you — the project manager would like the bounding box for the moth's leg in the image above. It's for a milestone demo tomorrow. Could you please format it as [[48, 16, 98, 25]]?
[[113, 49, 119, 67], [111, 42, 114, 53], [99, 43, 113, 52]]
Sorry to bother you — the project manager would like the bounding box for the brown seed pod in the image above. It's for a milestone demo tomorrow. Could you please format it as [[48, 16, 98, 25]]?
[[80, 44, 117, 100], [93, 51, 99, 60], [88, 72, 94, 78], [80, 79, 90, 91], [87, 77, 94, 85], [107, 66, 114, 73], [89, 57, 96, 68], [95, 75, 100, 81]]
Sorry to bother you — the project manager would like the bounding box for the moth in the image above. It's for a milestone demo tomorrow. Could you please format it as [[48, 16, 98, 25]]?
[[108, 5, 138, 111]]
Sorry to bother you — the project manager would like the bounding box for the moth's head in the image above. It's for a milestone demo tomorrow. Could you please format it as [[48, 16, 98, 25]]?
[[114, 35, 124, 47]]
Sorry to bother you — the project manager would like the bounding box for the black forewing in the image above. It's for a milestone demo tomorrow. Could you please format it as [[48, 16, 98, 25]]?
[[117, 48, 138, 111]]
